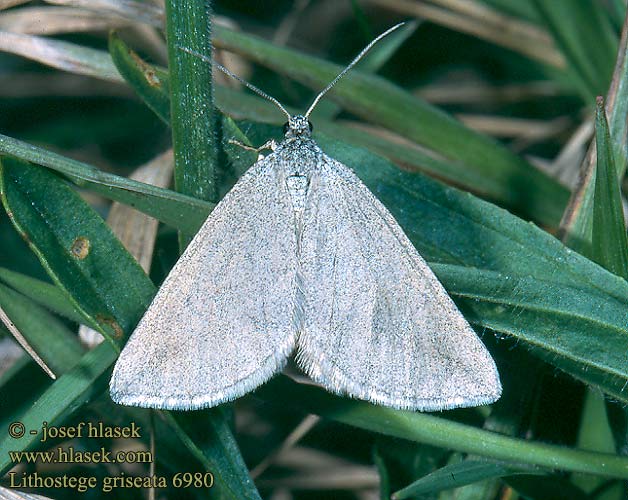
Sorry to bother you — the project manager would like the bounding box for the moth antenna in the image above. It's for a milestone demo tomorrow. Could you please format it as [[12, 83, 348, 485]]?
[[177, 45, 292, 120], [305, 22, 405, 118]]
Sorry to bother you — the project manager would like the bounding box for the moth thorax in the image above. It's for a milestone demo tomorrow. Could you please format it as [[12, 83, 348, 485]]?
[[286, 173, 309, 212]]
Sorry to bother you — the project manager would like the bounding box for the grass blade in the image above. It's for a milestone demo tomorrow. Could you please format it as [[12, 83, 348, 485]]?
[[559, 12, 628, 262], [0, 283, 84, 376], [591, 96, 628, 279], [0, 133, 211, 234], [532, 0, 617, 100], [109, 30, 170, 124], [258, 376, 628, 480], [393, 460, 543, 498], [0, 267, 85, 324], [165, 410, 262, 500], [165, 0, 221, 247], [0, 30, 122, 81], [0, 341, 116, 475]]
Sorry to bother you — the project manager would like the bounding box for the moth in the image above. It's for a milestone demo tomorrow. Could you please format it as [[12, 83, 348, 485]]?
[[110, 24, 502, 411]]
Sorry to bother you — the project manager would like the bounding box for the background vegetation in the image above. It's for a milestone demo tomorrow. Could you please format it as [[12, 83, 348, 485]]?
[[1, 0, 628, 499]]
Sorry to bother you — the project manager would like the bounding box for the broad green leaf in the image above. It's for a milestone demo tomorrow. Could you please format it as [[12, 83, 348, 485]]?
[[165, 0, 221, 247], [591, 96, 628, 279], [258, 376, 628, 479], [0, 158, 155, 346], [431, 264, 628, 403], [0, 133, 211, 235], [212, 24, 569, 226], [393, 460, 543, 498]]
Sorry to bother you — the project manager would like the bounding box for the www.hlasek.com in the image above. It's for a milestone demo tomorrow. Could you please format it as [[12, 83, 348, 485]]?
[[9, 446, 152, 465], [7, 421, 214, 493]]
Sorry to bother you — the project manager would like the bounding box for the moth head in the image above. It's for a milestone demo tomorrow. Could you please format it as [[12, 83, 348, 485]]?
[[283, 115, 313, 139]]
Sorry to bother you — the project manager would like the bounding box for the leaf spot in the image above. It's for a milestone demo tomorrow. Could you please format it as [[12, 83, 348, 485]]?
[[96, 314, 124, 339], [71, 237, 90, 259]]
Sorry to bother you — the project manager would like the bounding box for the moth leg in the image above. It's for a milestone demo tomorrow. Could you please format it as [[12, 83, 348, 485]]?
[[228, 139, 277, 160]]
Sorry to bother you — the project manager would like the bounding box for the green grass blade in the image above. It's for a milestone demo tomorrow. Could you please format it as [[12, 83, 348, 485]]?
[[165, 411, 262, 500], [560, 15, 628, 252], [0, 267, 86, 325], [259, 376, 628, 479], [109, 31, 170, 124], [591, 96, 628, 279], [0, 133, 211, 234], [165, 0, 221, 247], [532, 0, 617, 100], [0, 283, 84, 376], [0, 342, 116, 475], [212, 24, 569, 226], [605, 15, 628, 180], [372, 446, 392, 500], [393, 460, 543, 498]]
